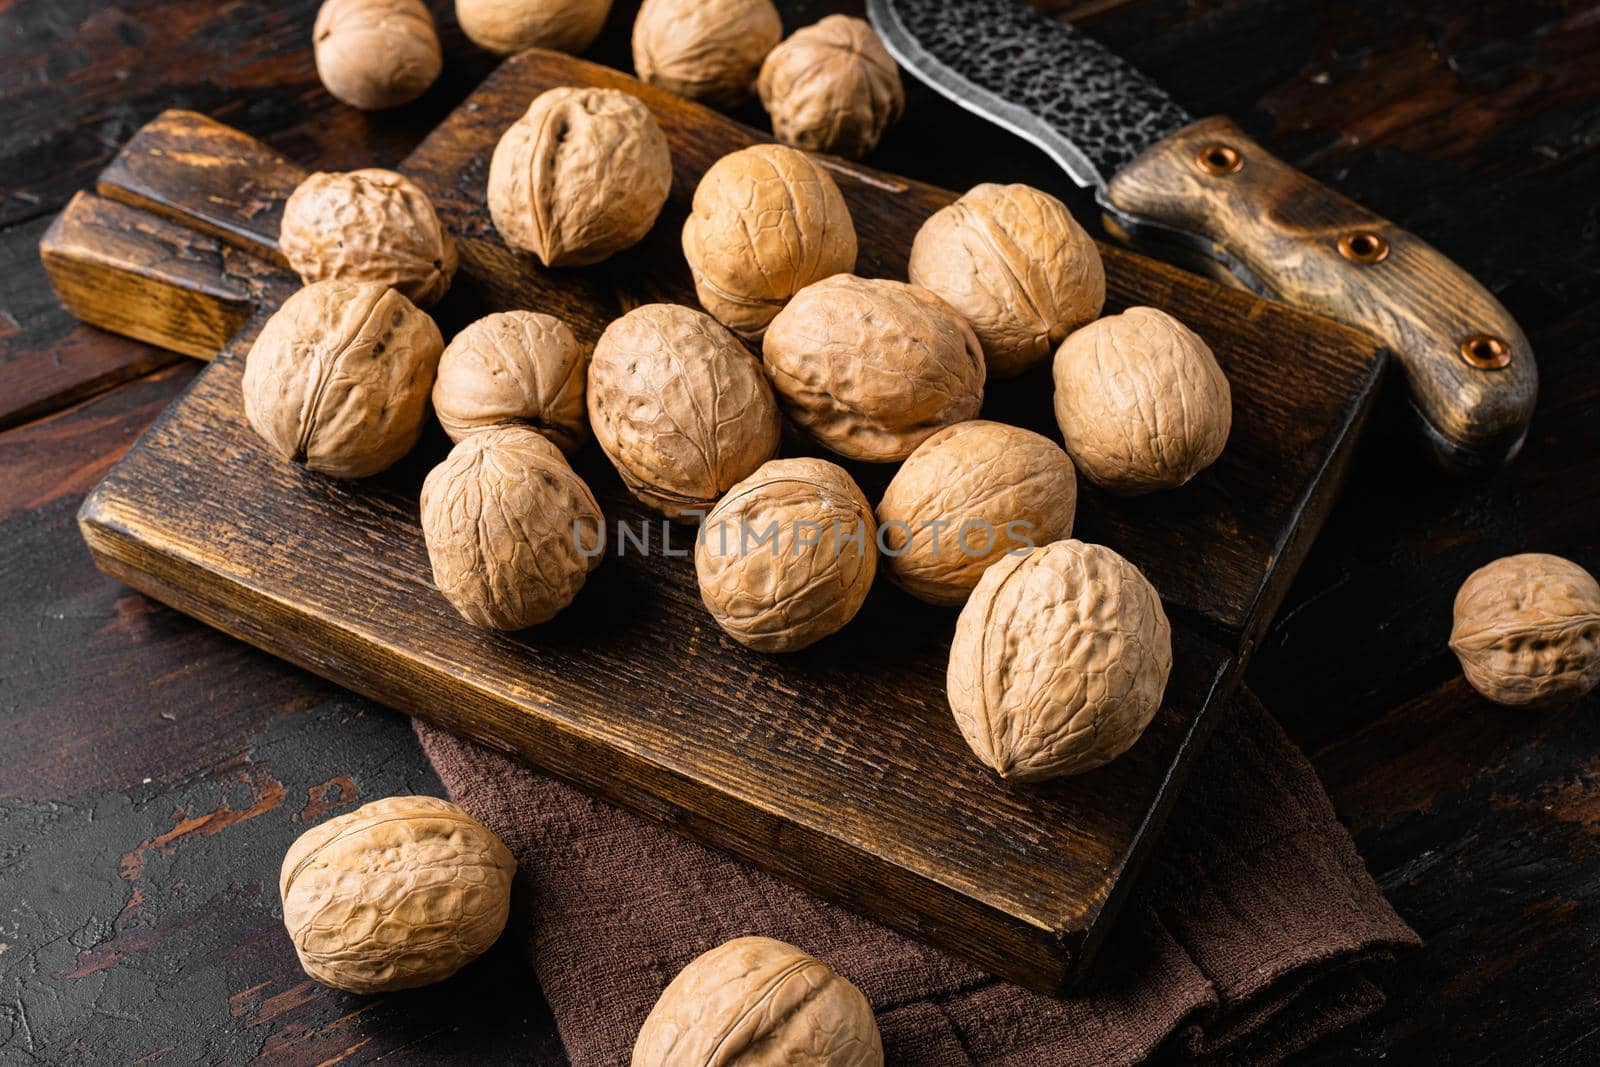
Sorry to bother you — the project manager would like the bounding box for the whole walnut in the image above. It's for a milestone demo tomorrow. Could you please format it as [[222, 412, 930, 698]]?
[[457, 0, 612, 56], [757, 15, 904, 160], [910, 183, 1105, 378], [696, 458, 877, 652], [763, 275, 985, 462], [632, 0, 783, 108], [948, 539, 1172, 781], [1053, 306, 1231, 494], [243, 280, 443, 479], [682, 144, 857, 340], [633, 936, 883, 1067], [314, 0, 441, 111], [280, 795, 515, 994], [488, 86, 673, 268], [433, 311, 589, 454], [588, 304, 781, 520], [1449, 553, 1600, 706], [421, 426, 605, 630], [877, 421, 1077, 606], [280, 168, 458, 306]]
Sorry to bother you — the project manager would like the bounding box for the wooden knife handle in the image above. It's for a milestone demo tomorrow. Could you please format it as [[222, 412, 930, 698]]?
[[1103, 116, 1536, 469]]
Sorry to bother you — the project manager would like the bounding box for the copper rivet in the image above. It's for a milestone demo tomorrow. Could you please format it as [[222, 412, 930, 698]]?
[[1337, 230, 1390, 264], [1459, 333, 1512, 370], [1195, 142, 1243, 175]]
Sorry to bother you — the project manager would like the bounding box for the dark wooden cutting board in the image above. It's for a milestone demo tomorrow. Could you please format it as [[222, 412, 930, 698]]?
[[41, 50, 1384, 993]]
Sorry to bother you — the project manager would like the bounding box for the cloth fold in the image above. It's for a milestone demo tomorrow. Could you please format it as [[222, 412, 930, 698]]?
[[416, 689, 1417, 1065]]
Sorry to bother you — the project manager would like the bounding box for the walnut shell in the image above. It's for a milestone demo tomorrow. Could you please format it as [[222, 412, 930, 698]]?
[[433, 311, 589, 454], [280, 168, 458, 306], [242, 281, 443, 479], [1052, 306, 1231, 495], [947, 539, 1172, 781], [421, 425, 605, 630], [280, 795, 515, 994], [1449, 553, 1600, 706], [457, 0, 612, 56], [757, 15, 904, 160], [696, 458, 877, 652], [488, 86, 673, 268], [682, 144, 857, 340], [632, 0, 783, 108], [633, 936, 883, 1067], [763, 275, 985, 463], [588, 304, 781, 520], [314, 0, 442, 111], [909, 183, 1105, 378], [877, 421, 1077, 606]]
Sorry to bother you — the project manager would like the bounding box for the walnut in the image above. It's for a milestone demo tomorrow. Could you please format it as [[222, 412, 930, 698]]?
[[457, 0, 612, 56], [242, 280, 443, 479], [421, 425, 605, 629], [280, 168, 458, 306], [877, 421, 1077, 606], [588, 304, 781, 520], [280, 795, 515, 994], [910, 183, 1105, 377], [1449, 553, 1600, 706], [313, 0, 441, 111], [757, 15, 904, 159], [696, 458, 877, 652], [1052, 307, 1231, 494], [632, 0, 783, 108], [633, 936, 882, 1067], [763, 275, 985, 462], [433, 311, 589, 454], [947, 539, 1172, 781], [488, 86, 673, 268]]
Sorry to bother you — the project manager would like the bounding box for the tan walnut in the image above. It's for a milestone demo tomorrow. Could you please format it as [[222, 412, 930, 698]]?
[[1449, 553, 1600, 706], [280, 795, 515, 994], [877, 421, 1077, 606], [1053, 306, 1231, 494], [633, 936, 883, 1066], [910, 183, 1105, 378], [588, 304, 781, 520], [433, 311, 589, 454], [757, 15, 904, 160], [763, 275, 985, 462], [243, 280, 443, 479], [682, 144, 857, 340], [632, 0, 783, 108], [488, 86, 673, 268], [457, 0, 612, 56], [280, 168, 458, 306], [696, 458, 877, 652], [421, 425, 605, 630], [948, 539, 1172, 781], [313, 0, 441, 111]]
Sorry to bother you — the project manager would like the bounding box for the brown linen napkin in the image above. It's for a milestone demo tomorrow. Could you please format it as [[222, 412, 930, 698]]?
[[415, 689, 1418, 1066]]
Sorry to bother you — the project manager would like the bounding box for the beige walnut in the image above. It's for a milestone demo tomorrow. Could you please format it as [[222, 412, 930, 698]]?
[[632, 0, 782, 108], [588, 304, 781, 520], [763, 275, 985, 463], [696, 458, 877, 652], [1052, 306, 1231, 494], [243, 281, 443, 479], [1449, 553, 1600, 706], [948, 539, 1172, 781], [633, 936, 883, 1067], [488, 86, 673, 267], [877, 421, 1077, 606], [910, 183, 1105, 378], [280, 796, 515, 994], [457, 0, 612, 56], [757, 15, 904, 159], [433, 311, 589, 454], [421, 425, 605, 630], [313, 0, 441, 111]]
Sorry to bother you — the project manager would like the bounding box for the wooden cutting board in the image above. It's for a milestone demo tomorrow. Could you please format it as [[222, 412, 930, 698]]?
[[41, 50, 1384, 993]]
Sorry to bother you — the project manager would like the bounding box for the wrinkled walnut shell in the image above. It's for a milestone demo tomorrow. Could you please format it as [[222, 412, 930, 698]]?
[[632, 0, 782, 108], [757, 15, 904, 159], [314, 0, 442, 111], [457, 0, 612, 56], [1449, 553, 1600, 706], [433, 311, 589, 454]]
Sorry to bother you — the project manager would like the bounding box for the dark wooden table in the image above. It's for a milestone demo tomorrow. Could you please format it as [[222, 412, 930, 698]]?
[[2, 2, 1596, 1063]]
